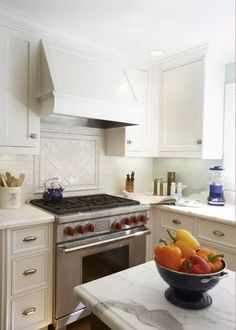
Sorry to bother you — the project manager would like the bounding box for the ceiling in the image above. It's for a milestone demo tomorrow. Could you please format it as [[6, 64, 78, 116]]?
[[0, 0, 235, 65]]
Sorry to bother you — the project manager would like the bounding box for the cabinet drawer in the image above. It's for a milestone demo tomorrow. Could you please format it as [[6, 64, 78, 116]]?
[[12, 253, 47, 295], [12, 225, 48, 254], [197, 219, 236, 248], [11, 289, 47, 330], [160, 211, 194, 233]]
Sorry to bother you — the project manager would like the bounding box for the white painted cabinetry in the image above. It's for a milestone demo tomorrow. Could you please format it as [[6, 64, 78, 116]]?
[[0, 26, 40, 154], [0, 223, 53, 330], [152, 208, 236, 271], [105, 68, 153, 156], [157, 44, 226, 159]]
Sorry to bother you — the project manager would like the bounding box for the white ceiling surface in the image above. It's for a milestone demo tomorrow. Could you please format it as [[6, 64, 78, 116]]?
[[0, 0, 235, 64]]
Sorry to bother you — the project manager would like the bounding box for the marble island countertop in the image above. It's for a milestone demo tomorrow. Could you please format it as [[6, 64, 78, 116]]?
[[74, 261, 235, 330], [0, 204, 54, 229]]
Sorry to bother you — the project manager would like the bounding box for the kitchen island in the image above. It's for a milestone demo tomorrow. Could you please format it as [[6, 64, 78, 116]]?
[[74, 261, 235, 330]]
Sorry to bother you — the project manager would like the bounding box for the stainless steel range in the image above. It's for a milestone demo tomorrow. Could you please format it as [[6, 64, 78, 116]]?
[[30, 194, 150, 330]]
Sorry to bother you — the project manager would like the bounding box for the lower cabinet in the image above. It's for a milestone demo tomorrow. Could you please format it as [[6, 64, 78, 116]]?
[[152, 208, 236, 271], [1, 223, 53, 330]]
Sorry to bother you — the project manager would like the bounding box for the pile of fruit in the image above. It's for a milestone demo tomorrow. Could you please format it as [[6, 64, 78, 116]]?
[[154, 229, 224, 274]]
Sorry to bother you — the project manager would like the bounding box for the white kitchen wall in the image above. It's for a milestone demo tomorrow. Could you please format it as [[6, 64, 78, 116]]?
[[152, 158, 223, 195], [0, 127, 153, 201]]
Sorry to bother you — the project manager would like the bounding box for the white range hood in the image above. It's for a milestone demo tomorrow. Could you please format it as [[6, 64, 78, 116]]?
[[38, 40, 144, 128]]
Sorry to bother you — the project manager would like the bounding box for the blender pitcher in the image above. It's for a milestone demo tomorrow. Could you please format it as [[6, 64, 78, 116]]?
[[207, 166, 225, 206]]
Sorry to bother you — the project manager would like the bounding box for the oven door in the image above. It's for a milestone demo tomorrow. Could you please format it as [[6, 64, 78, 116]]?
[[55, 227, 150, 324]]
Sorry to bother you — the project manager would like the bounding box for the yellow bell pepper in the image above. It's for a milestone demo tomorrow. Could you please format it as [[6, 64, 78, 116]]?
[[167, 228, 200, 251]]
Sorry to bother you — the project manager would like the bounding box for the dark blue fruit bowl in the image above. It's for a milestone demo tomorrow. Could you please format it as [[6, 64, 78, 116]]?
[[154, 258, 228, 309]]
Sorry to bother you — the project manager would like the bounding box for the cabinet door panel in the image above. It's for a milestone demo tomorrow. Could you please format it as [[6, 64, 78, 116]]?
[[160, 60, 203, 151], [0, 27, 40, 152]]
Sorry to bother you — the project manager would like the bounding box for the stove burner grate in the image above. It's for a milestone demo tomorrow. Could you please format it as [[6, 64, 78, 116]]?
[[30, 194, 140, 215]]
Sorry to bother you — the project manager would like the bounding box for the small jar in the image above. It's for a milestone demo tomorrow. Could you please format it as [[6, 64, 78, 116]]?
[[170, 182, 176, 196]]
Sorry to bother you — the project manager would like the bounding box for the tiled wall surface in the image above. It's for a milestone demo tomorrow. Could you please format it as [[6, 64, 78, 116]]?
[[0, 125, 153, 201]]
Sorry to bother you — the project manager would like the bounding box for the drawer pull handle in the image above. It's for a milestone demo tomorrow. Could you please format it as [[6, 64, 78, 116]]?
[[22, 307, 36, 316], [23, 269, 37, 276], [213, 230, 225, 237], [172, 219, 181, 225], [23, 236, 37, 242], [29, 133, 38, 139]]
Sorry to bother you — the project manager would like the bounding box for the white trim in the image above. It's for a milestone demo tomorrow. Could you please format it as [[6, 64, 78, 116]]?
[[223, 82, 235, 191]]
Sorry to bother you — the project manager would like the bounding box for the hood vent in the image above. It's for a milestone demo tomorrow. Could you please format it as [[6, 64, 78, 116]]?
[[38, 41, 144, 128]]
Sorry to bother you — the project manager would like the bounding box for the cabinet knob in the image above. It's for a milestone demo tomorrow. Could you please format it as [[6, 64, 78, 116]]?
[[22, 307, 36, 316], [126, 140, 132, 144], [29, 133, 38, 139], [194, 139, 202, 145], [213, 230, 225, 237], [172, 219, 181, 225], [22, 236, 37, 242], [23, 269, 37, 276]]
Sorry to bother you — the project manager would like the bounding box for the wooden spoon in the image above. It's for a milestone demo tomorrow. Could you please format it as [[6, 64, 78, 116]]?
[[17, 173, 25, 187], [0, 174, 8, 187], [6, 171, 13, 187], [10, 177, 18, 187]]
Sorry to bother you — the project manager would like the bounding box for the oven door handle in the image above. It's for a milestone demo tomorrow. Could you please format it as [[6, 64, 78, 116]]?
[[59, 229, 151, 253]]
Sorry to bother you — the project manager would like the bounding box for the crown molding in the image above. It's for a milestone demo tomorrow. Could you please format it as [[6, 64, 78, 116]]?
[[0, 5, 151, 70]]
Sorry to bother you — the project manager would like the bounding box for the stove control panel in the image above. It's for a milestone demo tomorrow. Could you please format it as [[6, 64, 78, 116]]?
[[58, 212, 148, 242]]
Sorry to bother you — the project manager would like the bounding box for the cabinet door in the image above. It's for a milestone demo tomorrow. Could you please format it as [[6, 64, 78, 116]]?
[[125, 69, 148, 154], [160, 60, 203, 152], [0, 27, 40, 154], [105, 68, 150, 156]]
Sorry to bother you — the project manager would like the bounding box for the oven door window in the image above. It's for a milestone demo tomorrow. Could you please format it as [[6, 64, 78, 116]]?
[[82, 245, 129, 283]]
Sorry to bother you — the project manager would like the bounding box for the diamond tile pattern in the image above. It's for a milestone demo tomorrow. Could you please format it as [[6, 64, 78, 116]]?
[[35, 132, 99, 191]]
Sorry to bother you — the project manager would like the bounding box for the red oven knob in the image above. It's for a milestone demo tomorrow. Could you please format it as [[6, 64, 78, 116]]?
[[122, 217, 131, 225], [130, 216, 137, 224], [114, 222, 123, 230], [76, 225, 85, 234], [137, 214, 145, 223], [64, 226, 75, 236], [86, 223, 95, 232]]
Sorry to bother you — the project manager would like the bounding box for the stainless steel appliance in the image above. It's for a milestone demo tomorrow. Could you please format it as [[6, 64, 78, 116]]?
[[30, 194, 150, 330]]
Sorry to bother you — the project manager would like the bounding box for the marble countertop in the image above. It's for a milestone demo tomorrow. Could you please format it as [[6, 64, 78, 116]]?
[[0, 204, 55, 229], [124, 192, 235, 225], [74, 261, 235, 330]]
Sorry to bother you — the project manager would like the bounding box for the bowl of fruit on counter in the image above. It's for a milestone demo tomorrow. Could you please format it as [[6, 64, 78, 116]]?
[[154, 228, 228, 310]]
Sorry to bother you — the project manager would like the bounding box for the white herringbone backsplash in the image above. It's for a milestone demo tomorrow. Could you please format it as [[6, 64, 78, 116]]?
[[34, 130, 99, 192]]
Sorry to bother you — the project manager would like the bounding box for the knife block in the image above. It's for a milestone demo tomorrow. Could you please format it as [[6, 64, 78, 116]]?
[[125, 180, 134, 193]]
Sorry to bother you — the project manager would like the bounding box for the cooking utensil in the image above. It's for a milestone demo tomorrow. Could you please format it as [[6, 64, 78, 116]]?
[[0, 174, 8, 187], [17, 173, 26, 186]]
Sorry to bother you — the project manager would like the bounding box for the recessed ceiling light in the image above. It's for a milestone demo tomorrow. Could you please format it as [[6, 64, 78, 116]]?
[[149, 50, 163, 57]]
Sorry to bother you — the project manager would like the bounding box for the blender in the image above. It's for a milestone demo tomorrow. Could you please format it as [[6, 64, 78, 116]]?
[[207, 166, 225, 206]]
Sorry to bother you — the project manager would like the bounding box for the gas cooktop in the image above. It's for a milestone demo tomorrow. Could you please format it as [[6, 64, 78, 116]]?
[[29, 194, 140, 215]]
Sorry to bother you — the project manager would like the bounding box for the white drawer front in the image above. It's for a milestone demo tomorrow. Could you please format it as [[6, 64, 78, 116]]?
[[12, 226, 48, 254], [197, 219, 236, 248], [12, 289, 47, 330], [12, 253, 47, 295], [160, 211, 194, 233]]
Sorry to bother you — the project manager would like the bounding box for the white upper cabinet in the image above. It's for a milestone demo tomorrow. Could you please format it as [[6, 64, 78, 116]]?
[[105, 68, 151, 156], [0, 26, 40, 154], [157, 44, 226, 159]]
